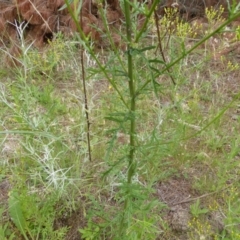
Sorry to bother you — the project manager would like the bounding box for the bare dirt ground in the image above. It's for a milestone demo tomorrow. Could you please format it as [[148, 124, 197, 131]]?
[[1, 0, 239, 50]]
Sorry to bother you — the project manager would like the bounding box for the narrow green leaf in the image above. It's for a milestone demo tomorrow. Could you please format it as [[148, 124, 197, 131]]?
[[8, 191, 27, 238], [149, 59, 165, 64], [114, 70, 128, 77], [149, 66, 161, 74], [105, 112, 133, 123], [138, 46, 156, 52], [58, 0, 74, 11]]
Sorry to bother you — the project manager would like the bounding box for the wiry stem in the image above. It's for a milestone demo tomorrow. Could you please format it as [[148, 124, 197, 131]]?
[[135, 10, 240, 97], [153, 8, 176, 85], [134, 0, 160, 43], [64, 0, 129, 109], [65, 0, 92, 161], [80, 3, 92, 162]]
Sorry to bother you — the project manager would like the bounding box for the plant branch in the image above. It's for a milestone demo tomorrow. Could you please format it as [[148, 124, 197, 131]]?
[[135, 11, 240, 97], [80, 2, 92, 162], [135, 0, 160, 43], [153, 8, 176, 85], [64, 0, 129, 109]]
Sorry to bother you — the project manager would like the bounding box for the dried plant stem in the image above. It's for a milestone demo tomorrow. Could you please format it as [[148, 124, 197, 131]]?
[[135, 10, 240, 97], [64, 0, 129, 109], [153, 9, 176, 85], [80, 7, 91, 162], [65, 0, 92, 162]]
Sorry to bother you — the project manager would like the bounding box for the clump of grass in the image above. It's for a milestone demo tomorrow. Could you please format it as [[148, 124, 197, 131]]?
[[188, 217, 213, 240]]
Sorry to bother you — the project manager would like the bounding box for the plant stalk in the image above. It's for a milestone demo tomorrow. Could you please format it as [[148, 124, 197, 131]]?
[[135, 10, 240, 97], [64, 0, 129, 109], [134, 0, 160, 43], [80, 3, 92, 162], [153, 8, 176, 85], [124, 0, 135, 185], [65, 0, 92, 161], [120, 0, 136, 235]]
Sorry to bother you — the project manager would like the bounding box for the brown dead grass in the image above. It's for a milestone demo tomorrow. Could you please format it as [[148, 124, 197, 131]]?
[[0, 0, 124, 49], [0, 0, 239, 50]]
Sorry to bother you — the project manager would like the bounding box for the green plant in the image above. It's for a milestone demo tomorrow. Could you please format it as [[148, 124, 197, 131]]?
[[8, 188, 68, 240], [63, 0, 240, 238], [0, 206, 15, 240], [79, 221, 101, 240], [190, 199, 209, 218], [0, 0, 240, 239], [188, 217, 213, 240], [0, 224, 15, 240], [236, 26, 240, 40], [218, 187, 240, 240]]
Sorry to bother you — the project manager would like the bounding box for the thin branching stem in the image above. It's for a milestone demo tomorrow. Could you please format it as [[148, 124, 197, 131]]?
[[97, 6, 127, 73], [134, 0, 160, 43], [64, 0, 129, 109], [153, 8, 176, 85], [65, 0, 92, 161], [135, 11, 240, 97], [80, 3, 92, 162]]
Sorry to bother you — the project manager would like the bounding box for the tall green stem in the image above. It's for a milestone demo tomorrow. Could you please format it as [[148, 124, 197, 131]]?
[[120, 0, 136, 236], [124, 0, 135, 185]]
